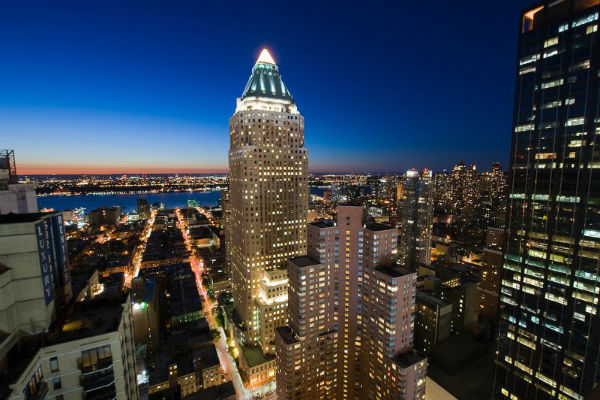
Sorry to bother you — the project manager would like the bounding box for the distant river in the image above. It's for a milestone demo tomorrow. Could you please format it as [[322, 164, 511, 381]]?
[[38, 187, 329, 213], [38, 191, 222, 213]]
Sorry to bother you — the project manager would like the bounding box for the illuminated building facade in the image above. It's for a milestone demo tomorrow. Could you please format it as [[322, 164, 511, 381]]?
[[494, 1, 600, 399], [88, 206, 121, 227], [399, 169, 433, 269], [434, 162, 479, 228], [414, 292, 452, 354], [275, 206, 426, 400], [275, 255, 338, 400], [361, 263, 426, 400], [131, 277, 160, 357], [137, 198, 151, 220], [432, 162, 506, 243], [227, 49, 308, 385], [481, 162, 509, 229], [479, 227, 505, 321]]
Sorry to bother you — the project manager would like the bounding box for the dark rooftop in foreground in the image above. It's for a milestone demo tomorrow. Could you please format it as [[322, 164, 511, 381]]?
[[196, 343, 220, 369], [427, 332, 493, 400], [1, 295, 127, 400], [241, 345, 274, 368], [365, 222, 394, 232], [289, 255, 321, 268], [309, 219, 334, 229], [375, 265, 412, 278], [0, 212, 52, 224], [47, 295, 125, 345], [276, 326, 298, 345], [417, 291, 450, 308], [0, 334, 43, 400], [394, 349, 426, 369], [184, 381, 235, 400]]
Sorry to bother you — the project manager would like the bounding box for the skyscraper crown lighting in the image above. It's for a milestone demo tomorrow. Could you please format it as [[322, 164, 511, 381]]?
[[256, 48, 276, 65], [241, 48, 294, 103]]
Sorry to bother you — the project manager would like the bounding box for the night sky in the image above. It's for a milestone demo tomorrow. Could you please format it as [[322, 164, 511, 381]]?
[[1, 0, 528, 174]]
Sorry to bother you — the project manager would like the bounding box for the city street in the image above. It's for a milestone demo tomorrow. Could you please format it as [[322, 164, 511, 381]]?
[[125, 209, 156, 287], [175, 208, 254, 399]]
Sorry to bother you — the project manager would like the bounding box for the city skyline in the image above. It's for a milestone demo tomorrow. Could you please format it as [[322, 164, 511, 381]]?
[[4, 1, 600, 399], [2, 0, 526, 175]]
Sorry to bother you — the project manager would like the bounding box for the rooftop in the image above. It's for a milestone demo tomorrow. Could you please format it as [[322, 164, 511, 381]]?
[[289, 255, 321, 268], [196, 343, 220, 369], [168, 276, 203, 316], [150, 387, 180, 400], [149, 347, 170, 385], [90, 206, 120, 212], [275, 326, 298, 345], [1, 296, 127, 400], [241, 345, 274, 368], [427, 332, 493, 399], [393, 349, 426, 369], [416, 291, 450, 308], [0, 212, 51, 224], [48, 295, 125, 344], [310, 219, 334, 229], [365, 222, 395, 232], [133, 277, 156, 304], [375, 265, 412, 278], [189, 226, 212, 239], [184, 381, 235, 400]]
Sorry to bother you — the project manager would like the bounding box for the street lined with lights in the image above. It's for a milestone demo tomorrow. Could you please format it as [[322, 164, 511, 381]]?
[[174, 208, 254, 400], [125, 209, 156, 287]]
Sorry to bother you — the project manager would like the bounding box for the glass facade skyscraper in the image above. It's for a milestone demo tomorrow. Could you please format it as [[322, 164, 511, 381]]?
[[494, 1, 600, 399]]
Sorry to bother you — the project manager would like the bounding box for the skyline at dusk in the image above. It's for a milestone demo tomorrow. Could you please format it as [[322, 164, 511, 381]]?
[[3, 1, 600, 399], [1, 0, 526, 174]]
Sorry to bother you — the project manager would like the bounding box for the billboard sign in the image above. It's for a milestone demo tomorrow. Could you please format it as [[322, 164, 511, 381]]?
[[35, 220, 54, 305], [51, 215, 70, 286]]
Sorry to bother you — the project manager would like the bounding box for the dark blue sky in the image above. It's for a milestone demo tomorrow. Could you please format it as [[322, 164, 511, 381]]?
[[0, 0, 527, 174]]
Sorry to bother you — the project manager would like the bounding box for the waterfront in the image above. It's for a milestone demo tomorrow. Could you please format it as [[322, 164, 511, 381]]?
[[38, 187, 329, 212], [38, 191, 222, 212]]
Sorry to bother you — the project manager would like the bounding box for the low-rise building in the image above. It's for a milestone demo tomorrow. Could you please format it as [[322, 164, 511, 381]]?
[[148, 322, 223, 398], [195, 344, 223, 389], [0, 295, 139, 400], [0, 184, 38, 215], [137, 198, 151, 220], [132, 277, 160, 357], [88, 206, 121, 227], [237, 346, 276, 389], [479, 248, 502, 321], [167, 264, 204, 327], [183, 381, 235, 400], [415, 292, 452, 353]]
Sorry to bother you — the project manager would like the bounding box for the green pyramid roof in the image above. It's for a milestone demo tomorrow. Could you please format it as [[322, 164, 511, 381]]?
[[241, 49, 294, 103]]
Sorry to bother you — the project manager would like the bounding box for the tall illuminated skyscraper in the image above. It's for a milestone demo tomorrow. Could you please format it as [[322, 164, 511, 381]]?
[[399, 169, 433, 270], [494, 1, 600, 399], [275, 206, 426, 400], [228, 49, 308, 387]]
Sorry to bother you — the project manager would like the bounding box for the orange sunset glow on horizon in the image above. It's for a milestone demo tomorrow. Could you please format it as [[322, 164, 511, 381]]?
[[18, 163, 230, 175]]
